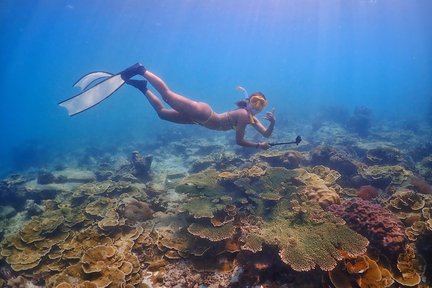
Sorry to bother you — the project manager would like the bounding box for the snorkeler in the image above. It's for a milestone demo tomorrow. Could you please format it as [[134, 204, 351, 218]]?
[[121, 63, 275, 149], [59, 63, 275, 149]]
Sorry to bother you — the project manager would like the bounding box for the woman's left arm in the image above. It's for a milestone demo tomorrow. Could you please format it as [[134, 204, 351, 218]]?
[[253, 111, 275, 137]]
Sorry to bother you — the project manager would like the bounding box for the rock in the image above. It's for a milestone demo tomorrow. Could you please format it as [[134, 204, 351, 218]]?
[[52, 168, 96, 183], [24, 199, 45, 216], [37, 171, 56, 184], [0, 205, 17, 219], [131, 151, 152, 179]]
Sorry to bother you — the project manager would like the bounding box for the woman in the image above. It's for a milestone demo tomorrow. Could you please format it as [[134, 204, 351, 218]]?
[[121, 63, 275, 149]]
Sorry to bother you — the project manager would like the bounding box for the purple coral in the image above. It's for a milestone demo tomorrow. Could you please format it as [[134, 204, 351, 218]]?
[[329, 198, 407, 260]]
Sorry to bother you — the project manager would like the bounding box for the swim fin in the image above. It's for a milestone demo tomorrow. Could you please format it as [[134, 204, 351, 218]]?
[[59, 71, 125, 116], [73, 71, 113, 91]]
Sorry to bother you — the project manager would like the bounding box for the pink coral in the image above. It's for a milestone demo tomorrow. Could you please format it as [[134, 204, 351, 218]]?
[[329, 198, 407, 261], [356, 185, 379, 200], [410, 176, 432, 194]]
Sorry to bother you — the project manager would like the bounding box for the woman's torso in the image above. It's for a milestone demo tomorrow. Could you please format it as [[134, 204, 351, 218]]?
[[202, 109, 252, 131]]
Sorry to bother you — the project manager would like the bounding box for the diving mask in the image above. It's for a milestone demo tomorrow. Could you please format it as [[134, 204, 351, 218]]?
[[248, 95, 267, 113]]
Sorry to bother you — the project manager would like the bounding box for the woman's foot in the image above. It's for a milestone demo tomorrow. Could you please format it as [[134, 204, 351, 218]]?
[[120, 63, 146, 80], [126, 79, 148, 92]]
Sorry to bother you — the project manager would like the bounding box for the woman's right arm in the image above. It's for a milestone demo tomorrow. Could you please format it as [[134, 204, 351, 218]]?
[[234, 111, 270, 149]]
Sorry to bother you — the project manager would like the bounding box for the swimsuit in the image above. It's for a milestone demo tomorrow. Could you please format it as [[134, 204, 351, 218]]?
[[194, 110, 214, 125], [195, 109, 253, 130]]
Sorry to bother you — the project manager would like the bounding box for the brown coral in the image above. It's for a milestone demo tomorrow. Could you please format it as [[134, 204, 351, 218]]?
[[394, 244, 423, 287], [117, 197, 153, 223], [329, 255, 394, 288]]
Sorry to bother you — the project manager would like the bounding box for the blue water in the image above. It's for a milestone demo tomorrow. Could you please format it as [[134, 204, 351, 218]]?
[[1, 0, 431, 176]]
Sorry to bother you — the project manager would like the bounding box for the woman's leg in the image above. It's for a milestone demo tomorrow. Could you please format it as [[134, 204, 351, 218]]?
[[143, 71, 213, 123], [127, 80, 194, 124]]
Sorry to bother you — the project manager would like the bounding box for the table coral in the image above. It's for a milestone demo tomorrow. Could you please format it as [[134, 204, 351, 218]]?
[[241, 200, 368, 272], [358, 165, 413, 189], [255, 150, 305, 169], [187, 222, 235, 242]]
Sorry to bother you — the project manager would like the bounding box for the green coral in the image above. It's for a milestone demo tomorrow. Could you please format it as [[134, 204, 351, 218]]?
[[243, 200, 368, 272], [233, 167, 299, 200], [176, 169, 230, 197], [187, 222, 235, 242], [176, 169, 234, 218], [180, 197, 225, 219]]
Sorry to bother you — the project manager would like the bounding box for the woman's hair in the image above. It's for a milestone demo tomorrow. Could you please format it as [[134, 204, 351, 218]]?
[[235, 91, 266, 108]]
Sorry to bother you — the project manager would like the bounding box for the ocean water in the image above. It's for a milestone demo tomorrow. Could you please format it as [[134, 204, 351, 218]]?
[[1, 0, 431, 176], [1, 1, 432, 287]]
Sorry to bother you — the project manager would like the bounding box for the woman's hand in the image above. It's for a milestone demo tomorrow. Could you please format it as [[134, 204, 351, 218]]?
[[264, 109, 275, 123], [258, 142, 271, 150]]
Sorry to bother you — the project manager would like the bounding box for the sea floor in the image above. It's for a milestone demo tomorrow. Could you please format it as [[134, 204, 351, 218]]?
[[0, 116, 431, 288]]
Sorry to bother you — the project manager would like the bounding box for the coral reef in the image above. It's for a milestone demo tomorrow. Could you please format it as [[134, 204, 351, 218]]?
[[310, 145, 361, 185], [329, 198, 407, 262], [1, 113, 431, 287]]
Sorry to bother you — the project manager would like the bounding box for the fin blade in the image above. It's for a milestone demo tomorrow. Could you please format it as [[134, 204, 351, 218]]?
[[73, 71, 113, 91], [59, 74, 125, 116]]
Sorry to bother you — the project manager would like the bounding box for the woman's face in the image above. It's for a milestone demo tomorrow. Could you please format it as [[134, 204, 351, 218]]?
[[248, 95, 267, 114]]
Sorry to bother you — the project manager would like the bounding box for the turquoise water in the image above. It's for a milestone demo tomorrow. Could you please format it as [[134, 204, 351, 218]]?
[[1, 0, 431, 175]]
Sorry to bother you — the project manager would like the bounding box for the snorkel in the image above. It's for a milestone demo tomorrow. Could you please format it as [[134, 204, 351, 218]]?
[[235, 86, 268, 115]]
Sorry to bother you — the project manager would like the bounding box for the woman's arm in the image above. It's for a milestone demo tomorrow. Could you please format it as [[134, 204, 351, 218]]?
[[234, 110, 271, 149], [252, 111, 275, 137]]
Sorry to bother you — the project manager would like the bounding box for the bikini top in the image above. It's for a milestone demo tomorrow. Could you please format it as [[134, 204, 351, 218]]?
[[227, 108, 255, 130]]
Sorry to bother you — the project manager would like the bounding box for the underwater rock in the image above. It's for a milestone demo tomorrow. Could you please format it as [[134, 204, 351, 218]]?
[[190, 158, 214, 173], [36, 171, 56, 185], [346, 106, 372, 137], [23, 200, 44, 217], [52, 168, 96, 183], [0, 205, 17, 219], [417, 156, 432, 184], [310, 145, 360, 185], [112, 151, 153, 182], [131, 151, 152, 179]]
